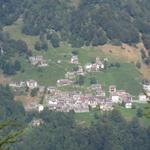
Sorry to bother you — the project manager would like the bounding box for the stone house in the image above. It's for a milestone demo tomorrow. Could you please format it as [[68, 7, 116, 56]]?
[[9, 81, 26, 88], [143, 84, 150, 91], [47, 86, 57, 94], [139, 94, 148, 103], [125, 102, 132, 109], [26, 80, 38, 89], [70, 55, 79, 64], [57, 79, 73, 87], [65, 72, 76, 80], [109, 85, 117, 93], [100, 99, 114, 111], [111, 94, 120, 103], [85, 63, 92, 72], [76, 65, 85, 76], [29, 56, 48, 67]]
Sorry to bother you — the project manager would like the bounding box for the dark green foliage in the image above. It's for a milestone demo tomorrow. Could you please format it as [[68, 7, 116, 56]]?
[[0, 85, 25, 122], [92, 30, 107, 46], [20, 0, 144, 46], [0, 120, 24, 150], [15, 40, 28, 53], [30, 88, 39, 97], [2, 0, 150, 48], [34, 41, 42, 51], [46, 32, 52, 40], [144, 57, 150, 65], [72, 66, 79, 72], [22, 0, 70, 35], [3, 60, 21, 75], [142, 34, 150, 50], [76, 75, 85, 86], [0, 31, 29, 75], [3, 63, 16, 75], [0, 0, 24, 26], [136, 108, 144, 118], [136, 61, 141, 69], [0, 32, 10, 41], [50, 33, 60, 48], [72, 50, 78, 55], [16, 110, 150, 150], [41, 41, 48, 51], [90, 77, 97, 85], [141, 49, 147, 60], [115, 62, 121, 68], [14, 60, 21, 71]]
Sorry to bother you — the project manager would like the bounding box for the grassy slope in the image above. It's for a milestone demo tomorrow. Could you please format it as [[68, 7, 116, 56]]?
[[3, 18, 38, 49], [3, 19, 142, 95], [85, 63, 142, 95], [75, 103, 150, 127]]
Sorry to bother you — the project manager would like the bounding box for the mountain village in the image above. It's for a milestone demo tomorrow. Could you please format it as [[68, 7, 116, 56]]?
[[9, 54, 150, 113]]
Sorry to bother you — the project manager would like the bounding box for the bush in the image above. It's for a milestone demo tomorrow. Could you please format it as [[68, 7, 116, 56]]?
[[90, 77, 97, 85], [136, 61, 141, 69], [136, 108, 144, 118], [14, 60, 21, 71], [72, 50, 78, 55], [115, 62, 121, 68], [35, 41, 42, 51], [142, 34, 150, 50], [76, 75, 84, 86], [31, 88, 39, 97], [50, 33, 60, 48]]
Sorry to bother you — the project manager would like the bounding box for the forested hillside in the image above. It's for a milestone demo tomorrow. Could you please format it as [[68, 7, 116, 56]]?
[[0, 0, 24, 26], [21, 0, 150, 48], [0, 31, 29, 75], [16, 111, 150, 150], [0, 85, 25, 122], [1, 0, 150, 48]]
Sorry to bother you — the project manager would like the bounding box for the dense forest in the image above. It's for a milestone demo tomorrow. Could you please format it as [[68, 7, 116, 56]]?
[[1, 0, 150, 48], [16, 112, 150, 150], [0, 31, 29, 75], [0, 86, 150, 150], [1, 0, 150, 71]]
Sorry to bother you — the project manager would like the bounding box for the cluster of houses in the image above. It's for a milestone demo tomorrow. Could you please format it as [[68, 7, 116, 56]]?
[[29, 56, 48, 67], [8, 54, 150, 113], [45, 87, 113, 112], [84, 57, 105, 72], [57, 79, 73, 87], [10, 77, 149, 113], [71, 55, 105, 72], [29, 54, 105, 70], [45, 84, 142, 112], [9, 80, 38, 89], [109, 85, 133, 108], [56, 56, 106, 87]]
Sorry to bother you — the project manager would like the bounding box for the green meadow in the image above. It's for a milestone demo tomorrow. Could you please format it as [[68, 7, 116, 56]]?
[[4, 19, 142, 95], [75, 103, 150, 127]]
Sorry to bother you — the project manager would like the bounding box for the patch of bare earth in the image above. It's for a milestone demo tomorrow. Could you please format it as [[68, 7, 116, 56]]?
[[97, 43, 140, 63], [0, 74, 11, 84], [139, 64, 150, 80], [15, 95, 40, 111], [96, 43, 150, 80]]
